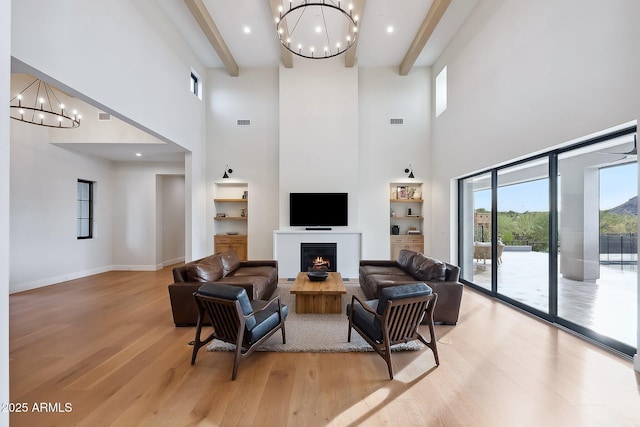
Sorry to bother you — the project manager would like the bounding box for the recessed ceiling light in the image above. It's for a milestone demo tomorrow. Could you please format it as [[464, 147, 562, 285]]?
[[243, 26, 251, 34], [387, 26, 394, 34], [135, 153, 142, 157]]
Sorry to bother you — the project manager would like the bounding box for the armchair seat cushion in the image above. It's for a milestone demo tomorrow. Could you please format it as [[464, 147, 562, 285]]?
[[246, 304, 288, 345]]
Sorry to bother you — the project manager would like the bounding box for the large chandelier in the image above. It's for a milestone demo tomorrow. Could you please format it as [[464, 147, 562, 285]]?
[[10, 78, 81, 128], [275, 1, 359, 59]]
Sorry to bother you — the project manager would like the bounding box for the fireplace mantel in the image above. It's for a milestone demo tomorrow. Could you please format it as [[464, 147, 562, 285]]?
[[273, 230, 362, 279]]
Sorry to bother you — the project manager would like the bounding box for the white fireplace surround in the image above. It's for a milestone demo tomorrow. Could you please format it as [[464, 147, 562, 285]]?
[[274, 230, 362, 279]]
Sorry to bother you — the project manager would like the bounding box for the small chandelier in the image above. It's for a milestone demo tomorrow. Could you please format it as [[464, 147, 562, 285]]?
[[275, 1, 359, 59], [9, 78, 81, 128]]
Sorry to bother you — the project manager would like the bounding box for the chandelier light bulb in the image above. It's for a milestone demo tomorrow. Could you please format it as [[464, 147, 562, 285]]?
[[336, 42, 341, 48], [275, 17, 279, 23], [315, 26, 321, 33], [279, 28, 283, 34], [10, 78, 81, 128]]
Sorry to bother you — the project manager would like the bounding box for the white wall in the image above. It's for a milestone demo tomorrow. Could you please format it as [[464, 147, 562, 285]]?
[[159, 175, 186, 266], [112, 162, 185, 270], [279, 59, 359, 229], [358, 67, 431, 259], [207, 67, 280, 258], [11, 0, 209, 261], [1, 0, 11, 423], [431, 0, 640, 365], [9, 121, 115, 293]]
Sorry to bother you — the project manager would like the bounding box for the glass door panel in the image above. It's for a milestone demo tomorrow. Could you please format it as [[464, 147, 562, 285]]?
[[460, 173, 492, 290], [497, 159, 550, 312], [557, 134, 637, 346]]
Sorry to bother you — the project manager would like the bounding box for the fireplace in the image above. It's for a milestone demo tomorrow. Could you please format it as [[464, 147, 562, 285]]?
[[300, 243, 337, 272]]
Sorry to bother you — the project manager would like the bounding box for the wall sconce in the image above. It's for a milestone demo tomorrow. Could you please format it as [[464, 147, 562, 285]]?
[[404, 165, 415, 178], [222, 165, 233, 179]]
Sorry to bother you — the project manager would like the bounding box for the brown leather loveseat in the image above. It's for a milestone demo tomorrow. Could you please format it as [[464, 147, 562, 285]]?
[[168, 250, 278, 326], [359, 249, 463, 325]]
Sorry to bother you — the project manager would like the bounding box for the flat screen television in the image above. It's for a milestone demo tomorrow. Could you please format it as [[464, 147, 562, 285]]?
[[290, 193, 348, 227]]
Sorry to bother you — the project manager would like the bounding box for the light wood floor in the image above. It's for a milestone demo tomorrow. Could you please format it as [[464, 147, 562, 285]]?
[[9, 266, 640, 426]]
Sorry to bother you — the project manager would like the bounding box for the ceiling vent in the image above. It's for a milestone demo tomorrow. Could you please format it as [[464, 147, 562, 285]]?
[[98, 112, 111, 121], [236, 119, 251, 126], [389, 118, 404, 125]]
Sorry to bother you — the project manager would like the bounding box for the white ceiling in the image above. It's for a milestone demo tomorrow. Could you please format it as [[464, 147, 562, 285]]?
[[166, 0, 480, 69], [15, 1, 480, 162]]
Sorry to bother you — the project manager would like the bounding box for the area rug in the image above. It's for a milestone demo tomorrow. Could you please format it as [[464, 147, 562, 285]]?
[[206, 280, 425, 353]]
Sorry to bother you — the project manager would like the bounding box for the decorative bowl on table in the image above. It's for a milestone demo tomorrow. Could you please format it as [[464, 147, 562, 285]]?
[[307, 271, 329, 281]]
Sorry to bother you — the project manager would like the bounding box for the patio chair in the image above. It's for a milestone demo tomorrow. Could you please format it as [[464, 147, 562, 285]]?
[[190, 283, 287, 380], [347, 283, 439, 379]]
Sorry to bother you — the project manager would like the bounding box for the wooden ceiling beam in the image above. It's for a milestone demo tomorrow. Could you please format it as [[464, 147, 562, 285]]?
[[399, 0, 451, 76], [345, 0, 367, 68], [183, 0, 239, 76], [268, 0, 294, 68]]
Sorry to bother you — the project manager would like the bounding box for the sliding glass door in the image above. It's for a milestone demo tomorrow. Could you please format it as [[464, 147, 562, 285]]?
[[459, 173, 492, 291], [496, 159, 550, 313], [557, 135, 637, 347], [458, 128, 637, 356]]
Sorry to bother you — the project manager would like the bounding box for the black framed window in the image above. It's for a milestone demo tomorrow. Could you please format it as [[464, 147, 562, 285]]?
[[190, 72, 199, 97], [77, 179, 93, 239]]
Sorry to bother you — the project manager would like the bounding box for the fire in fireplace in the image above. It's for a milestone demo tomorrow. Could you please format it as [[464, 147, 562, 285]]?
[[300, 243, 337, 272]]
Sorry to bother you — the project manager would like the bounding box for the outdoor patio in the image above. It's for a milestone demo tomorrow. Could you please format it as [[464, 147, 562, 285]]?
[[471, 250, 637, 347]]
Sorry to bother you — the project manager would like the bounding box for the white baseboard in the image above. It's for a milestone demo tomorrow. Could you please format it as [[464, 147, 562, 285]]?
[[635, 354, 640, 372], [111, 264, 162, 271], [163, 256, 185, 267], [10, 265, 112, 294], [9, 262, 175, 294]]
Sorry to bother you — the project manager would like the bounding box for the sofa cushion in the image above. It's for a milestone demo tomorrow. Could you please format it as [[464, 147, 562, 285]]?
[[220, 250, 241, 277], [396, 249, 417, 271], [229, 266, 278, 285], [364, 274, 416, 298], [411, 254, 446, 281], [218, 275, 271, 300], [359, 265, 406, 277], [187, 257, 224, 282]]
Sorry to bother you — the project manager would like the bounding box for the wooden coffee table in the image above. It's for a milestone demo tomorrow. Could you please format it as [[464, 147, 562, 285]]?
[[290, 272, 346, 314]]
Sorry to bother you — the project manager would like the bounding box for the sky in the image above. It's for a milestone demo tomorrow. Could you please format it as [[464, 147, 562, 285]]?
[[475, 162, 637, 212]]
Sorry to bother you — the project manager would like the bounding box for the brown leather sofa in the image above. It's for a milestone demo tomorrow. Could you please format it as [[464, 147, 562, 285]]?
[[359, 249, 463, 325], [168, 250, 278, 326]]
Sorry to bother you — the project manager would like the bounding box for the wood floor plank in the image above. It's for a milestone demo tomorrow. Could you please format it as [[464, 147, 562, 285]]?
[[8, 266, 640, 426]]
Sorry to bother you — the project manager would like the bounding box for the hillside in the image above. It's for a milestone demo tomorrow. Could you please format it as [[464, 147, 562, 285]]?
[[607, 196, 638, 216]]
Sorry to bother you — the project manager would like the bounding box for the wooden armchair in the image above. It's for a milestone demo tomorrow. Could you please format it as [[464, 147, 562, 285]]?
[[190, 283, 287, 380], [347, 283, 439, 379]]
